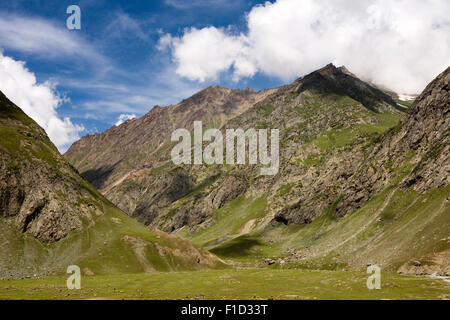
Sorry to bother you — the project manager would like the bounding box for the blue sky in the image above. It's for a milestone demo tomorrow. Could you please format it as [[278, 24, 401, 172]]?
[[0, 0, 278, 148], [0, 0, 449, 152]]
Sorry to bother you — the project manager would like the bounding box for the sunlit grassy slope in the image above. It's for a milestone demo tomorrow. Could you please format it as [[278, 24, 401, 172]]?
[[178, 183, 449, 272], [176, 196, 268, 249]]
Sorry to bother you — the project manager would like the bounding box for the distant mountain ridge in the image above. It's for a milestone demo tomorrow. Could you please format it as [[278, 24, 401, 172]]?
[[66, 85, 275, 190]]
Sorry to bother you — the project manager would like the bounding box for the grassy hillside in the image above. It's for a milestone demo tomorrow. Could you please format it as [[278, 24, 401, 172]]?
[[0, 90, 225, 279], [196, 185, 449, 272], [0, 198, 225, 278]]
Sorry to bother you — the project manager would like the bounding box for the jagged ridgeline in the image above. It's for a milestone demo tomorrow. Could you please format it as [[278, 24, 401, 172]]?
[[0, 91, 225, 279], [65, 65, 449, 274]]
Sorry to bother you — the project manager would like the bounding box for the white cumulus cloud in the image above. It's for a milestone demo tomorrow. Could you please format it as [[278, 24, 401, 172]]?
[[115, 113, 136, 126], [159, 0, 450, 94], [159, 27, 255, 82], [0, 53, 84, 152]]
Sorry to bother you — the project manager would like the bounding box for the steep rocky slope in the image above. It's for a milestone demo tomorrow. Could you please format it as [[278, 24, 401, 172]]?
[[218, 66, 448, 274], [191, 66, 449, 274], [65, 64, 449, 273], [0, 90, 224, 279]]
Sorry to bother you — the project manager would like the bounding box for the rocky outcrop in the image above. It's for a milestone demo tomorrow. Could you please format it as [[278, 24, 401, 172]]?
[[210, 176, 247, 209]]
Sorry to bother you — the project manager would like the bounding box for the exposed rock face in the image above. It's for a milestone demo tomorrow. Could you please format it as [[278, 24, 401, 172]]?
[[210, 176, 247, 209], [0, 91, 91, 242], [399, 67, 449, 191], [297, 63, 402, 113]]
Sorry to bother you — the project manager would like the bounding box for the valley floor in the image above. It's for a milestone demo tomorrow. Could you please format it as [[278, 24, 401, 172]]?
[[0, 268, 449, 300]]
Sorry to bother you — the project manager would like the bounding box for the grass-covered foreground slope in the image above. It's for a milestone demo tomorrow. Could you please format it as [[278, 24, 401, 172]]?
[[0, 205, 224, 279], [65, 64, 405, 235], [191, 185, 449, 272], [0, 90, 225, 279], [0, 269, 448, 300]]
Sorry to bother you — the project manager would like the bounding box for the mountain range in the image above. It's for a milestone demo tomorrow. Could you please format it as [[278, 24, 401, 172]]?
[[63, 64, 449, 275]]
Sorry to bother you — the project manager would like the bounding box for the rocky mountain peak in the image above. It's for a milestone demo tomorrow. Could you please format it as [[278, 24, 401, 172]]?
[[337, 65, 357, 77], [316, 63, 339, 76], [305, 63, 356, 78], [64, 80, 275, 191], [296, 63, 400, 113]]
